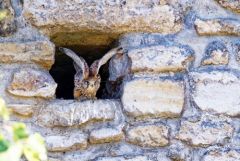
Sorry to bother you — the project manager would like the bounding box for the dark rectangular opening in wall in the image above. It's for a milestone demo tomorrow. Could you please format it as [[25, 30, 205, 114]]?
[[50, 45, 113, 99]]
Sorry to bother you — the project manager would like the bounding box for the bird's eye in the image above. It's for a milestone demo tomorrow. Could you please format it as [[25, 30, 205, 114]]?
[[82, 81, 89, 88]]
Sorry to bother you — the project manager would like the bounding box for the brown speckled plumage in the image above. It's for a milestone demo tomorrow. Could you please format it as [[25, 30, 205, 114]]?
[[59, 47, 123, 100], [0, 0, 17, 36]]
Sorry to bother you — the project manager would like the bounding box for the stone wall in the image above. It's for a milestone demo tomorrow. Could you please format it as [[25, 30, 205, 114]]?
[[1, 0, 240, 161]]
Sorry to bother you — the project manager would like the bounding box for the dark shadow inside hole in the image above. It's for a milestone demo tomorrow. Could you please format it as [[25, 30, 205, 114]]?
[[50, 45, 112, 99]]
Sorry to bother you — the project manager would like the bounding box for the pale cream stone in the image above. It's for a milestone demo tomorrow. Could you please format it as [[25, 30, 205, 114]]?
[[96, 156, 153, 161], [176, 115, 234, 147], [23, 0, 183, 46], [202, 148, 240, 161], [7, 68, 57, 98], [201, 50, 228, 65], [128, 45, 194, 73], [36, 99, 117, 127], [0, 41, 55, 69], [89, 127, 124, 144], [195, 18, 240, 36], [122, 76, 184, 119], [125, 124, 169, 147], [215, 0, 240, 13], [45, 132, 87, 152], [190, 70, 240, 116], [8, 104, 34, 116]]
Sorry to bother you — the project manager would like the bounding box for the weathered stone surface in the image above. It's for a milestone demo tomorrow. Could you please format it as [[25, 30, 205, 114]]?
[[215, 0, 240, 13], [95, 156, 153, 161], [0, 40, 55, 69], [7, 68, 57, 98], [125, 124, 169, 147], [36, 99, 117, 127], [176, 115, 234, 147], [127, 45, 194, 73], [167, 142, 192, 161], [122, 76, 184, 119], [45, 132, 87, 152], [234, 41, 240, 64], [23, 0, 183, 46], [202, 147, 240, 161], [201, 41, 229, 66], [190, 69, 240, 116], [89, 127, 124, 144], [48, 158, 62, 161], [7, 104, 34, 116], [195, 18, 240, 36], [0, 0, 17, 36]]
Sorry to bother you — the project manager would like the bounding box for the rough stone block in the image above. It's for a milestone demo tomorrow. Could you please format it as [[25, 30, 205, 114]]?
[[89, 127, 124, 144], [36, 99, 117, 127], [95, 156, 153, 161], [7, 68, 57, 98], [125, 124, 169, 147], [127, 45, 194, 73], [190, 69, 240, 116], [122, 75, 184, 119], [0, 40, 55, 69], [201, 41, 229, 66], [48, 158, 61, 161], [234, 40, 240, 64], [45, 132, 87, 152], [23, 0, 183, 46], [7, 104, 34, 116], [167, 142, 192, 161], [194, 18, 240, 36], [176, 114, 234, 147], [215, 0, 240, 13], [202, 147, 240, 161]]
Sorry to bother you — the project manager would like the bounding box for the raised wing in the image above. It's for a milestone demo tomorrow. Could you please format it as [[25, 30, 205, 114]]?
[[59, 47, 89, 79], [109, 51, 131, 81], [90, 47, 123, 76]]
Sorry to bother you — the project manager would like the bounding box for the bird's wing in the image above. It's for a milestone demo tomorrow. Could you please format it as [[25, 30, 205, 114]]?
[[59, 47, 89, 79], [90, 47, 123, 76]]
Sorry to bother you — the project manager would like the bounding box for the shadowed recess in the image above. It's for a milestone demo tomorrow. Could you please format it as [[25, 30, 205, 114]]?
[[50, 45, 113, 99]]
